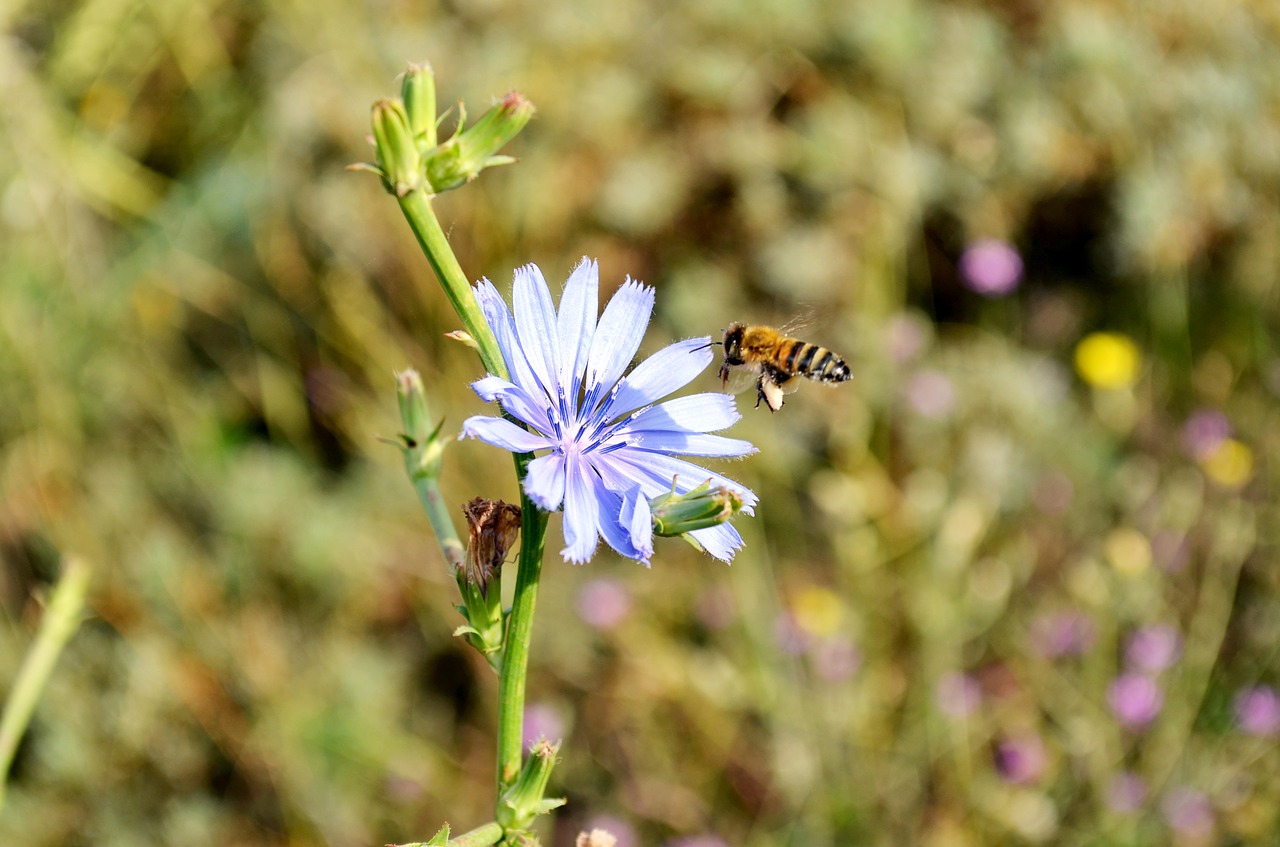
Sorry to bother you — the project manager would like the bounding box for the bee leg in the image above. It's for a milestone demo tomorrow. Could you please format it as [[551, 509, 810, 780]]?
[[757, 367, 786, 413], [718, 361, 730, 389]]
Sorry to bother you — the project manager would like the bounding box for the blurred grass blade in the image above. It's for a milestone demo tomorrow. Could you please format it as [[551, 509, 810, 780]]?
[[0, 556, 92, 812]]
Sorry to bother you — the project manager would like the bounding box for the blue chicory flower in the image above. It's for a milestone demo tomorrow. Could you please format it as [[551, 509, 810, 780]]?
[[460, 258, 757, 564]]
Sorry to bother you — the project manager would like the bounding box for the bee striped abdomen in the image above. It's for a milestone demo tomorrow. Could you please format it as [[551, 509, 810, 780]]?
[[811, 348, 851, 383]]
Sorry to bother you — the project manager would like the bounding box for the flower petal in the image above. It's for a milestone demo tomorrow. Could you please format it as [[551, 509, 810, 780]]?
[[628, 433, 757, 458], [513, 263, 562, 396], [475, 279, 549, 400], [688, 522, 745, 562], [471, 376, 553, 434], [619, 490, 654, 562], [583, 278, 654, 405], [459, 416, 552, 453], [596, 490, 649, 563], [623, 392, 742, 434], [605, 338, 714, 417], [557, 258, 598, 398], [561, 455, 601, 563], [524, 453, 567, 511]]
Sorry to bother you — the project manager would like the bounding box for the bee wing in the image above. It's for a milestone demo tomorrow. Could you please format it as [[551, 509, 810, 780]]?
[[778, 310, 817, 337], [774, 370, 803, 394], [719, 364, 762, 397]]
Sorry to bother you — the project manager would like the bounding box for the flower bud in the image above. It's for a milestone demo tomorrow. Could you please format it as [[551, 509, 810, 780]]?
[[424, 92, 535, 193], [395, 369, 445, 480], [497, 738, 566, 831], [401, 62, 438, 148], [650, 480, 745, 537], [371, 98, 422, 197]]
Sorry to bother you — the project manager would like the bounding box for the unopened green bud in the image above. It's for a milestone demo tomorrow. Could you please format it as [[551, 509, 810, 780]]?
[[371, 98, 422, 197], [424, 92, 535, 193], [497, 739, 565, 831], [650, 480, 744, 536], [395, 369, 445, 479], [401, 62, 437, 148]]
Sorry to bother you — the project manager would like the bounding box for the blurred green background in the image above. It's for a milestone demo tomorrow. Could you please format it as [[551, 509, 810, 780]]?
[[2, 0, 1279, 845]]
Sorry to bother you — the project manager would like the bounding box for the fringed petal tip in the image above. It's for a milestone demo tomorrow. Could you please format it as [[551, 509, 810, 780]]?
[[690, 522, 745, 563]]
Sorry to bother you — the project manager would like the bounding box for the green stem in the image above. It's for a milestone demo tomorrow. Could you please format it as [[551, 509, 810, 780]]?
[[497, 481, 549, 790], [394, 185, 550, 801], [0, 556, 91, 812], [412, 474, 466, 572], [396, 190, 507, 380]]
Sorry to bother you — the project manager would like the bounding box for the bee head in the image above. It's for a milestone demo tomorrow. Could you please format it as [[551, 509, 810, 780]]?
[[722, 323, 745, 364]]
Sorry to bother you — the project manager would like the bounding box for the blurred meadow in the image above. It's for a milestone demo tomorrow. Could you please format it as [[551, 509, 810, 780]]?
[[3, 0, 1280, 845]]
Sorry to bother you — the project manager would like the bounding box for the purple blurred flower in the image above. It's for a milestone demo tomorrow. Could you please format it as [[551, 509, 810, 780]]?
[[461, 259, 756, 564], [959, 238, 1023, 297], [812, 636, 862, 682], [576, 578, 633, 630], [1234, 686, 1280, 737], [523, 703, 565, 749], [1031, 610, 1096, 659], [1161, 787, 1214, 838], [936, 672, 982, 718], [903, 370, 956, 418], [1181, 408, 1231, 461], [1108, 673, 1164, 729], [994, 734, 1048, 785], [1124, 624, 1182, 674], [1106, 772, 1148, 813], [584, 815, 637, 847]]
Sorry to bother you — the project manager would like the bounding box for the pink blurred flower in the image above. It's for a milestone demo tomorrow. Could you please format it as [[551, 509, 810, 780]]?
[[1181, 409, 1231, 461], [694, 584, 736, 630], [812, 636, 861, 682], [523, 703, 565, 749], [1106, 772, 1148, 813], [903, 370, 956, 418], [959, 238, 1023, 297], [883, 313, 927, 364], [1234, 686, 1280, 737], [584, 815, 637, 847], [1162, 787, 1214, 838], [1124, 624, 1182, 674], [1031, 610, 1096, 659], [1031, 471, 1074, 516], [1108, 673, 1163, 729], [576, 578, 633, 631], [994, 733, 1048, 785], [665, 837, 730, 847], [936, 672, 982, 718], [774, 612, 813, 656]]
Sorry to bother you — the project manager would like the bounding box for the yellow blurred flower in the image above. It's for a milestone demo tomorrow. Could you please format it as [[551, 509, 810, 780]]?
[[1201, 438, 1253, 488], [1105, 528, 1152, 577], [1074, 332, 1142, 389], [791, 585, 845, 638]]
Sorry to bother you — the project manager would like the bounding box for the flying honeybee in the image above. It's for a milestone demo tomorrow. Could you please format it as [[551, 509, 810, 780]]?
[[718, 322, 852, 412]]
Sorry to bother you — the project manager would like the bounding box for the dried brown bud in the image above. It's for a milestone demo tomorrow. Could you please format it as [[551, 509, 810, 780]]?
[[462, 497, 521, 591]]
